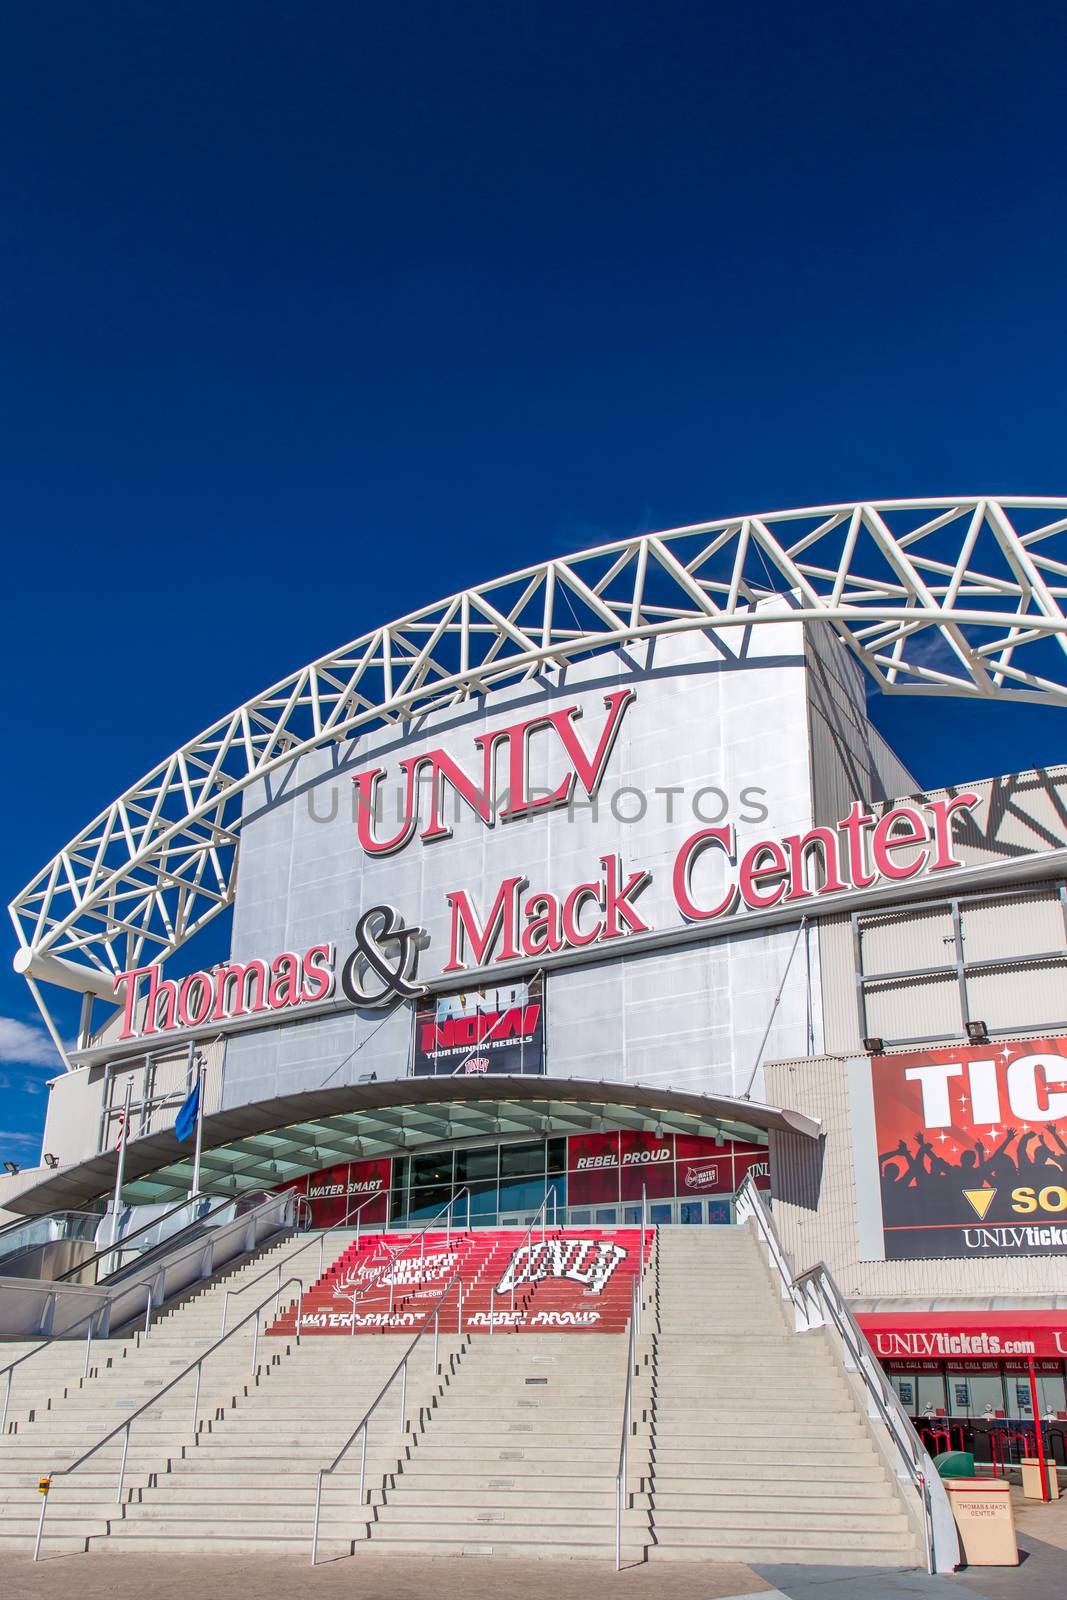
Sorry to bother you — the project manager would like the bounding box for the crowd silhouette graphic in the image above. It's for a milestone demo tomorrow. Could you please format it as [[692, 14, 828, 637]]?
[[879, 1126, 1067, 1228]]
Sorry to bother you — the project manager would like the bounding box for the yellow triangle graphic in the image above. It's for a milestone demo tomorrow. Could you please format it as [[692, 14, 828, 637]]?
[[963, 1188, 997, 1220]]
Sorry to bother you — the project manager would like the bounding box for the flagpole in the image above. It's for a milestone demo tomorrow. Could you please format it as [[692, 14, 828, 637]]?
[[191, 1058, 206, 1200], [107, 1078, 133, 1262]]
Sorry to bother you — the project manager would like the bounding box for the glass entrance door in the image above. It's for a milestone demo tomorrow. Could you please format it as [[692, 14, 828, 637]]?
[[677, 1199, 733, 1224]]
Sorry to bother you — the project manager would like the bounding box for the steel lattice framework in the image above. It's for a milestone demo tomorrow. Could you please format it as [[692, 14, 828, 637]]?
[[10, 497, 1067, 999]]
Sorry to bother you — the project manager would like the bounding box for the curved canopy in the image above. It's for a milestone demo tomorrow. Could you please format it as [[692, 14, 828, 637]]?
[[10, 496, 1067, 992], [5, 1075, 819, 1213]]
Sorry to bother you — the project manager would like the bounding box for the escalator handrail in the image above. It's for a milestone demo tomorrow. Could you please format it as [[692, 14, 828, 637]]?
[[52, 1189, 273, 1284], [0, 1209, 102, 1250]]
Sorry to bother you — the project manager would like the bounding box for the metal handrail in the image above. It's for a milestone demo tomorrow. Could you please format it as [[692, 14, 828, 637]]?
[[1, 1281, 154, 1439], [214, 1203, 385, 1344], [310, 1268, 465, 1564], [734, 1175, 959, 1574], [0, 1208, 101, 1250], [33, 1274, 306, 1560], [614, 1274, 639, 1570], [341, 1190, 386, 1241], [336, 1190, 472, 1333], [489, 1189, 556, 1333], [53, 1188, 272, 1284], [218, 1221, 366, 1337], [4, 1190, 299, 1440]]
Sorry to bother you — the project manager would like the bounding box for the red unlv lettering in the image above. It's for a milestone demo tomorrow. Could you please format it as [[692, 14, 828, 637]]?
[[353, 689, 636, 856]]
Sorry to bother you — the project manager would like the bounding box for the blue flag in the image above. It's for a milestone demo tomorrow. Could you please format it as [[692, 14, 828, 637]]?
[[175, 1079, 201, 1142]]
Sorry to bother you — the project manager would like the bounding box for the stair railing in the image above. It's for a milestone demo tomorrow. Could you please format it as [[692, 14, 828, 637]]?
[[2, 1191, 289, 1430], [33, 1275, 306, 1561], [346, 1194, 472, 1328], [487, 1189, 556, 1332], [310, 1268, 465, 1564], [219, 1221, 368, 1337], [734, 1175, 959, 1575], [614, 1273, 639, 1570], [1, 1281, 154, 1439]]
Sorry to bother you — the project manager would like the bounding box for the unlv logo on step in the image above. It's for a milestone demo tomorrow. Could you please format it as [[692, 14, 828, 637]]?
[[496, 1237, 627, 1297]]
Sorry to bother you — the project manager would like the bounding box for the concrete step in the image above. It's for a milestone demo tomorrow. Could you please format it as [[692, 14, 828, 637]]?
[[651, 1508, 910, 1533], [376, 1504, 620, 1528], [648, 1528, 918, 1558], [648, 1470, 891, 1494], [378, 1487, 617, 1509], [368, 1525, 641, 1555], [650, 1443, 875, 1465]]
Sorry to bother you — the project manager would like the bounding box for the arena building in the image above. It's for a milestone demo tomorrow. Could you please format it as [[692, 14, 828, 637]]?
[[3, 496, 1067, 1568]]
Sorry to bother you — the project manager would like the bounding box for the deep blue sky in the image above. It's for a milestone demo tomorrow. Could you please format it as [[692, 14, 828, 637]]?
[[2, 2, 1065, 1159]]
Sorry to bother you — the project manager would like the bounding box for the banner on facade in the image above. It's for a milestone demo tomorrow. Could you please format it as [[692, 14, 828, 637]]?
[[870, 1037, 1067, 1259], [859, 1311, 1067, 1361], [566, 1129, 770, 1206], [411, 976, 545, 1076], [282, 1156, 391, 1228]]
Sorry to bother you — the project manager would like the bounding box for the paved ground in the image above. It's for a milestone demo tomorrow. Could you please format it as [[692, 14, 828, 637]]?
[[2, 1488, 1065, 1600], [0, 1551, 773, 1600]]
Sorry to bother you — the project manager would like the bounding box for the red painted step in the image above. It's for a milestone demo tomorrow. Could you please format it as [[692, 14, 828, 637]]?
[[269, 1227, 651, 1337]]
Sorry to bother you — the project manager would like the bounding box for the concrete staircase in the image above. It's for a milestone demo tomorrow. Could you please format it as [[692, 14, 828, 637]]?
[[640, 1226, 922, 1567], [0, 1225, 358, 1552], [107, 1334, 468, 1555], [365, 1331, 646, 1559]]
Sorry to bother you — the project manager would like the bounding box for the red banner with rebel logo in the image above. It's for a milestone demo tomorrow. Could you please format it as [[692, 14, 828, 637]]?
[[279, 1157, 391, 1228], [675, 1135, 770, 1195], [619, 1130, 674, 1200], [567, 1131, 769, 1206], [871, 1036, 1067, 1260]]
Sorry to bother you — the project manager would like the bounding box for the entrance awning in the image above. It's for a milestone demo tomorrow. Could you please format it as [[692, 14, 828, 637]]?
[[857, 1310, 1067, 1363], [9, 1075, 819, 1214]]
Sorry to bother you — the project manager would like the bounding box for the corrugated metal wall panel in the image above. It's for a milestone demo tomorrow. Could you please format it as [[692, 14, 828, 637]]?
[[859, 904, 954, 976], [961, 888, 1065, 962], [966, 961, 1067, 1032], [863, 974, 961, 1042], [818, 913, 861, 1054], [804, 627, 917, 827]]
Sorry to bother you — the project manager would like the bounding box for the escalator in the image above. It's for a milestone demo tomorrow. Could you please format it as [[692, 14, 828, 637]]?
[[0, 1187, 307, 1338], [0, 1210, 103, 1282]]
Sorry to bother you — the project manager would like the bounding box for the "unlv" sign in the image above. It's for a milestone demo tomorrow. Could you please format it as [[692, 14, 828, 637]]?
[[109, 685, 983, 1038]]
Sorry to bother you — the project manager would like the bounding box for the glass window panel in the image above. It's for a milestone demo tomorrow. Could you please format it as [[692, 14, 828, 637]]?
[[406, 1183, 452, 1218], [1038, 1373, 1067, 1416], [569, 1210, 592, 1224], [455, 1146, 499, 1182], [498, 1176, 547, 1212], [411, 1152, 454, 1188], [917, 1374, 947, 1415], [500, 1142, 545, 1177], [546, 1138, 566, 1174], [468, 1181, 499, 1218]]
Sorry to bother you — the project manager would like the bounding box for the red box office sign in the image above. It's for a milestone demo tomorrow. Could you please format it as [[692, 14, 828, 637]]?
[[280, 1157, 391, 1228], [858, 1312, 1067, 1362], [871, 1036, 1067, 1260]]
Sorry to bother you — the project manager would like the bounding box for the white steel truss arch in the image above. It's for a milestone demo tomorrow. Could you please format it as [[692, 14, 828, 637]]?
[[10, 496, 1067, 993]]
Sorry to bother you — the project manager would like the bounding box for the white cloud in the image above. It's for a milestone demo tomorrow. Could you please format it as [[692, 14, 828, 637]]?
[[0, 1016, 63, 1069]]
